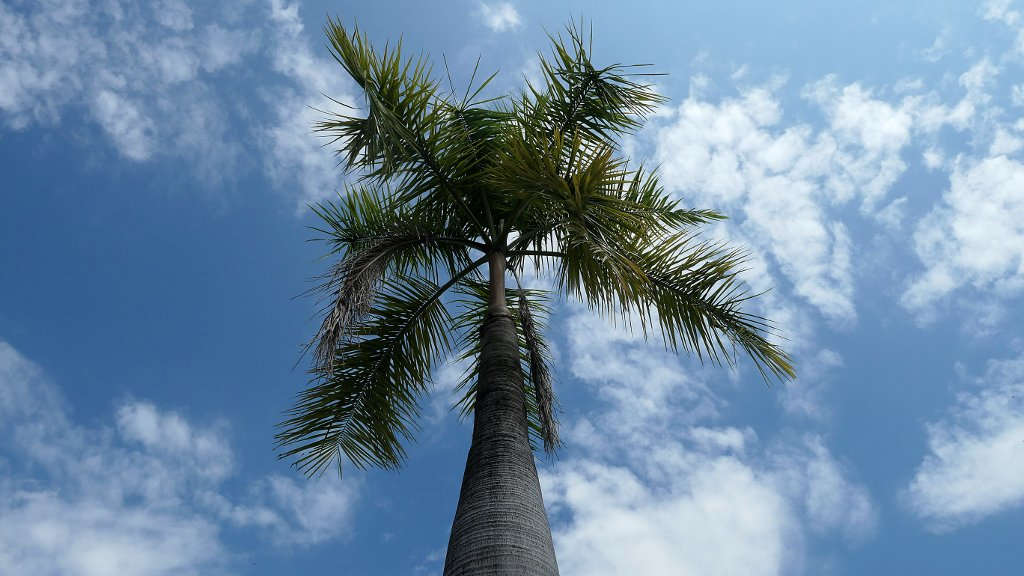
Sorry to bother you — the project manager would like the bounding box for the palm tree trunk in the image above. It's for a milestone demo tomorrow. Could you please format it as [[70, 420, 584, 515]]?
[[442, 252, 559, 575]]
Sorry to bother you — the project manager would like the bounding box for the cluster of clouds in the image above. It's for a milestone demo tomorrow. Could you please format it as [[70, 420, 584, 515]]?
[[630, 16, 1024, 452], [0, 0, 352, 206], [651, 55, 1015, 331], [0, 0, 527, 207], [904, 153, 1024, 322], [5, 0, 1024, 572], [0, 340, 357, 575], [537, 308, 876, 575], [540, 2, 1024, 566]]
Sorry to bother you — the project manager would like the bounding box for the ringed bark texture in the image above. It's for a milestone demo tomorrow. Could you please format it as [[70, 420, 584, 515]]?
[[442, 309, 559, 575]]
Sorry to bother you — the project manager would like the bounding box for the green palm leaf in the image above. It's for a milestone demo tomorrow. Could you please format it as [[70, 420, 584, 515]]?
[[281, 18, 794, 479]]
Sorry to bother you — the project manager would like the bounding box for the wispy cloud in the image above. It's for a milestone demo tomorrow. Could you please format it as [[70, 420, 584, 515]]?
[[0, 1, 258, 182], [0, 0, 350, 206], [262, 0, 358, 208], [921, 28, 952, 62], [0, 340, 358, 575]]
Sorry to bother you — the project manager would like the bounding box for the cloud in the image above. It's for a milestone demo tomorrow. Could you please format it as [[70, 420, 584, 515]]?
[[903, 155, 1024, 314], [983, 0, 1021, 27], [0, 0, 349, 205], [478, 2, 522, 32], [922, 28, 951, 62], [0, 0, 258, 181], [0, 340, 358, 575], [779, 348, 844, 420], [261, 0, 357, 208], [154, 0, 194, 32], [906, 355, 1024, 530], [649, 39, 1023, 335], [543, 456, 796, 576], [0, 491, 226, 576], [653, 84, 866, 324], [564, 308, 721, 443], [770, 435, 877, 544], [541, 309, 876, 575], [544, 428, 877, 576], [982, 0, 1024, 57]]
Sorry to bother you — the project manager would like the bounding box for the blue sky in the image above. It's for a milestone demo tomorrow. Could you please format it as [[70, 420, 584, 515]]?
[[2, 0, 1024, 574]]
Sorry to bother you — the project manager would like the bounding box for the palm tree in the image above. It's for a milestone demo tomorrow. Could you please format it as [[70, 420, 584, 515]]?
[[276, 18, 795, 576]]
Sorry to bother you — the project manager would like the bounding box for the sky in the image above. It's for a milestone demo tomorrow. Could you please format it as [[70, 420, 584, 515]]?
[[2, 0, 1024, 574]]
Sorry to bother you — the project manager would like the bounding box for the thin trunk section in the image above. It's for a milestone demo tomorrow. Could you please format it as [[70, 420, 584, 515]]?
[[443, 252, 559, 576]]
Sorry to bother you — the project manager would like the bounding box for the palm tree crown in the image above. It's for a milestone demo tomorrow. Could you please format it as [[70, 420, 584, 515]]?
[[276, 18, 795, 479]]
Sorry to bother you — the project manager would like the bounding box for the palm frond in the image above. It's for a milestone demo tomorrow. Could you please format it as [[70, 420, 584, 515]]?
[[634, 232, 795, 382], [521, 231, 794, 384], [532, 21, 667, 148], [319, 18, 440, 177], [319, 18, 499, 243], [303, 187, 478, 375], [279, 274, 456, 476], [517, 290, 558, 453]]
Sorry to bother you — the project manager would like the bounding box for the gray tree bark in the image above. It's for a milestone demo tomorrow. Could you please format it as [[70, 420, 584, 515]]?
[[442, 253, 559, 576]]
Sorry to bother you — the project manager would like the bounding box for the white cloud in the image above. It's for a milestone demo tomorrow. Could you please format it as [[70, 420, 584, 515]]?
[[262, 0, 357, 208], [153, 0, 194, 32], [982, 0, 1024, 56], [90, 89, 157, 161], [542, 310, 876, 575], [0, 0, 347, 204], [116, 401, 235, 482], [779, 348, 843, 419], [478, 2, 522, 32], [543, 432, 875, 576], [922, 146, 945, 170], [543, 456, 796, 576], [906, 355, 1024, 530], [1013, 84, 1024, 106], [201, 24, 261, 73], [654, 85, 867, 323], [991, 126, 1024, 155], [802, 77, 913, 209], [903, 155, 1024, 313], [922, 28, 951, 62], [770, 436, 877, 544], [564, 308, 721, 443], [0, 492, 226, 576], [650, 46, 1021, 333], [0, 340, 358, 574], [0, 0, 253, 179], [983, 0, 1021, 28]]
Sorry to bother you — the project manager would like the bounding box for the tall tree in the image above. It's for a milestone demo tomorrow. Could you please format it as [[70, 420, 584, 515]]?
[[277, 18, 795, 575]]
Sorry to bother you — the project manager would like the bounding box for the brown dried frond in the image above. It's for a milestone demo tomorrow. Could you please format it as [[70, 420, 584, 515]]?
[[518, 292, 559, 453], [311, 243, 390, 375]]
